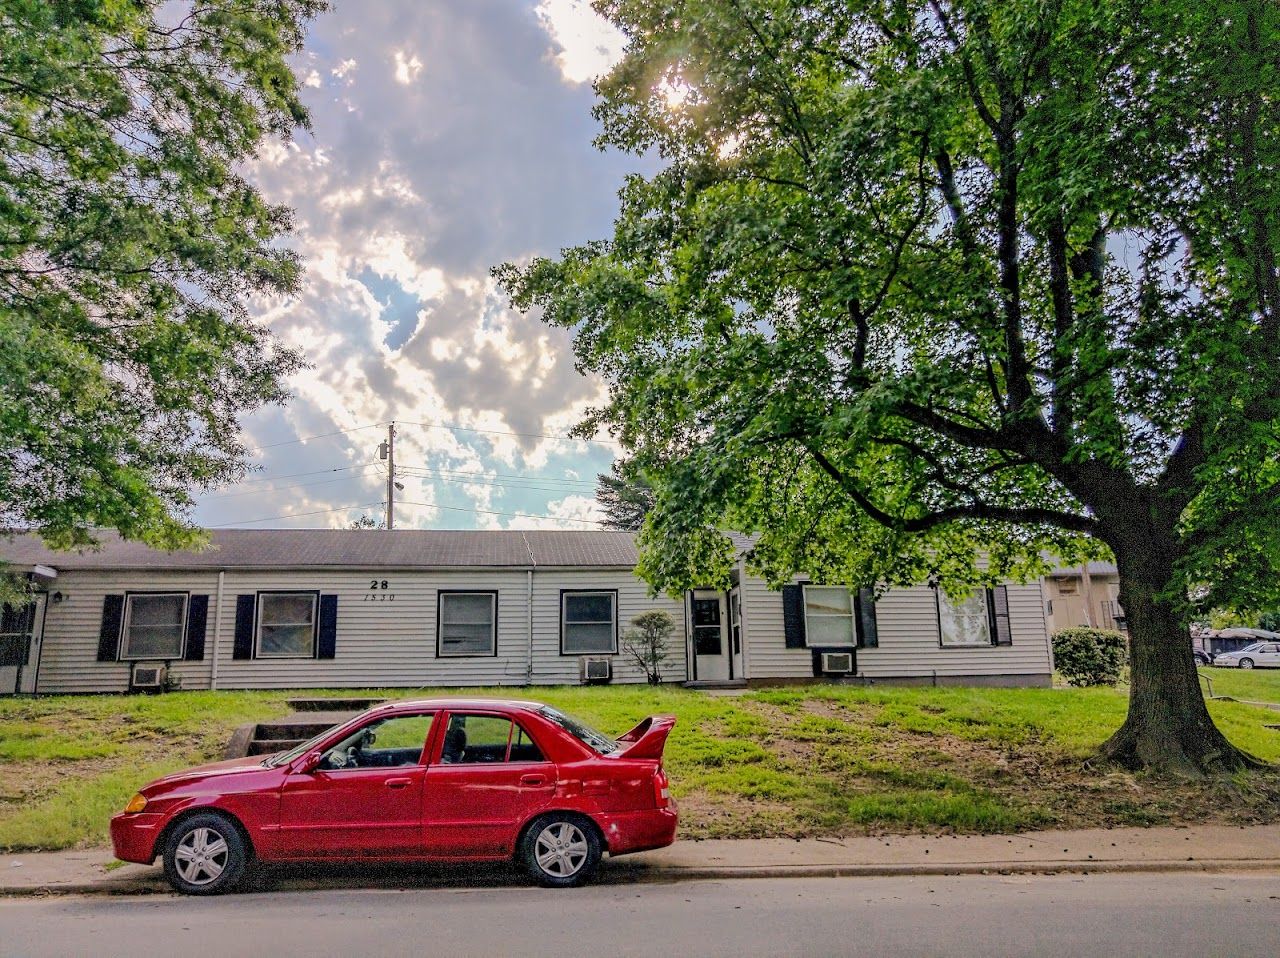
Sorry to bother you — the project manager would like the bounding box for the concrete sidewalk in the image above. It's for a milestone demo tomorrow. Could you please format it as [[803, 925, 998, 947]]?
[[3, 824, 1278, 897]]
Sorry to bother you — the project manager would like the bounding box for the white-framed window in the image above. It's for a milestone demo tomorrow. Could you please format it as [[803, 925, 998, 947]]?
[[438, 591, 497, 656], [255, 592, 318, 658], [802, 586, 856, 647], [121, 593, 188, 659], [561, 591, 618, 655], [936, 590, 992, 647]]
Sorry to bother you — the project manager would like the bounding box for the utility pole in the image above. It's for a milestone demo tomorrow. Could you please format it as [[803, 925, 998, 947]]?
[[380, 421, 396, 530]]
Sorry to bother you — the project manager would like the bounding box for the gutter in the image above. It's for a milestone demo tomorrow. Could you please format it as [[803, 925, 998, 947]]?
[[520, 531, 536, 685], [210, 571, 225, 690]]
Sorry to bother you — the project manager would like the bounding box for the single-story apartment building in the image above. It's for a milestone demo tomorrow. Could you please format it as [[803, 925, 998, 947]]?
[[1, 530, 1054, 695], [1043, 562, 1125, 634]]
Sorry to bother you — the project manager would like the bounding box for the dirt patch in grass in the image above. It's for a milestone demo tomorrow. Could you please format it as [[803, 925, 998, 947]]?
[[733, 695, 1280, 836]]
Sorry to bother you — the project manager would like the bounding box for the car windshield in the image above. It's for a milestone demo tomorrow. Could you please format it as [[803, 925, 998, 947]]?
[[536, 706, 619, 755], [265, 726, 343, 767], [1231, 643, 1266, 654]]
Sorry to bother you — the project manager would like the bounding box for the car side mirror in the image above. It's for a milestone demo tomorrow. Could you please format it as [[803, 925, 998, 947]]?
[[296, 751, 325, 774]]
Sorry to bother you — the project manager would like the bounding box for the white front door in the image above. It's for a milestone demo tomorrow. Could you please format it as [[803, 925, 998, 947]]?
[[690, 590, 729, 682]]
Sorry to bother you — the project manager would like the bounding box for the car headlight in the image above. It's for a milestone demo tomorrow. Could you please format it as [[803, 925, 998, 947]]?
[[123, 793, 148, 814]]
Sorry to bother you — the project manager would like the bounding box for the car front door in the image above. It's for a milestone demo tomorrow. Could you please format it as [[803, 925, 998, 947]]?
[[423, 711, 557, 858], [1260, 644, 1280, 667], [277, 712, 435, 858]]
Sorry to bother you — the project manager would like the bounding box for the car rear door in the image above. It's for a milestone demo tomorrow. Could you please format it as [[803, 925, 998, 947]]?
[[277, 711, 435, 858], [423, 711, 557, 858]]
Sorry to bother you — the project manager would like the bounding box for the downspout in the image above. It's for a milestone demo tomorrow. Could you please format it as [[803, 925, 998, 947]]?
[[210, 571, 226, 691], [520, 532, 536, 686]]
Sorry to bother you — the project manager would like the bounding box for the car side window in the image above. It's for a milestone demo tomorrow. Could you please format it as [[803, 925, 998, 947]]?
[[439, 714, 545, 765], [318, 714, 434, 771]]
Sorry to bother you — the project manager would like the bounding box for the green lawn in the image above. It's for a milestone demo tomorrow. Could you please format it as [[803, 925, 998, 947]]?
[[1, 681, 1278, 852], [1198, 664, 1280, 703]]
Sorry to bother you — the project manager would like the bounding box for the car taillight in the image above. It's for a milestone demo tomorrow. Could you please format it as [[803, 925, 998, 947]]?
[[653, 766, 670, 808]]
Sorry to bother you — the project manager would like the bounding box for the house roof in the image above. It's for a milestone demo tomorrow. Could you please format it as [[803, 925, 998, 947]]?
[[0, 529, 641, 571], [1047, 561, 1118, 577]]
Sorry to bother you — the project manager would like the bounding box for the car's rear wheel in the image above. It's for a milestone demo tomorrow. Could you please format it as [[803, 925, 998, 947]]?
[[1239, 658, 1255, 670], [519, 814, 601, 888], [162, 812, 247, 896]]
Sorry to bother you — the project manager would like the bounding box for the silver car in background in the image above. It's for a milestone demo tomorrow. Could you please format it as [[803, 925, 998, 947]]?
[[1212, 642, 1280, 669]]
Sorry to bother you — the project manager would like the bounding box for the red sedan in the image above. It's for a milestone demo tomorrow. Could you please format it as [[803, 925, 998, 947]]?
[[111, 698, 677, 895]]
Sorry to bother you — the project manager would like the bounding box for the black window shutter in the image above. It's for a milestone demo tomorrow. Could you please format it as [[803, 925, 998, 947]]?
[[184, 595, 209, 661], [232, 595, 256, 660], [989, 585, 1013, 646], [782, 584, 807, 649], [97, 595, 125, 662], [856, 587, 879, 648], [317, 594, 338, 659]]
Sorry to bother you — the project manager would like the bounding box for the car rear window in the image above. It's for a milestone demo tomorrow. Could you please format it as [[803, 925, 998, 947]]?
[[536, 706, 619, 755]]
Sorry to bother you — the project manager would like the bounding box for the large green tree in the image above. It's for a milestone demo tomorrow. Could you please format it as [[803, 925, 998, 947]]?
[[498, 0, 1280, 776], [0, 0, 324, 552]]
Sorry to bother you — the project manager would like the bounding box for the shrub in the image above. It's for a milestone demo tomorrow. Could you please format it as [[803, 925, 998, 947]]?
[[622, 610, 675, 685], [1052, 628, 1128, 687]]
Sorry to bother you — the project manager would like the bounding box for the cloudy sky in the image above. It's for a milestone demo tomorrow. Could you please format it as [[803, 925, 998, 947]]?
[[193, 0, 636, 531]]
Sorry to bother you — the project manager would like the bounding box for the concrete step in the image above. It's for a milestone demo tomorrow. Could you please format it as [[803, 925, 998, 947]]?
[[247, 738, 305, 756], [286, 697, 386, 712], [225, 711, 362, 760]]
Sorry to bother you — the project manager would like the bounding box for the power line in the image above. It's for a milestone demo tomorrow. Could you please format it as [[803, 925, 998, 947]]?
[[397, 498, 605, 526], [397, 419, 621, 448], [208, 502, 384, 527], [241, 421, 387, 454], [396, 467, 597, 494], [203, 472, 382, 501], [398, 464, 596, 486]]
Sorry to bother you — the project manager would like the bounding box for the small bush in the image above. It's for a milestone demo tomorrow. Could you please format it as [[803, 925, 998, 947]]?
[[1052, 628, 1128, 687]]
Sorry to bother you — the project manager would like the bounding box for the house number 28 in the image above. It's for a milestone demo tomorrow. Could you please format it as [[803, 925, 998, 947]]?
[[364, 579, 395, 601]]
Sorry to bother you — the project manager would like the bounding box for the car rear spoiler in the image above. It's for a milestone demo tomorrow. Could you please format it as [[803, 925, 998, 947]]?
[[614, 715, 676, 760]]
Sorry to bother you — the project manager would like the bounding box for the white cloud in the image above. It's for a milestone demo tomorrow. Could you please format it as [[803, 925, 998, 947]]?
[[535, 0, 626, 84], [196, 1, 636, 531], [393, 50, 424, 85]]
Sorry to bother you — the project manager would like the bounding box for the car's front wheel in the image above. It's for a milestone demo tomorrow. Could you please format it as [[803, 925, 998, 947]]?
[[162, 812, 247, 895], [1239, 658, 1255, 670], [519, 814, 602, 888]]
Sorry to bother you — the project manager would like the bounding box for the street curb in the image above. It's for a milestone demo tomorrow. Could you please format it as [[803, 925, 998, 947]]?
[[3, 857, 1279, 898]]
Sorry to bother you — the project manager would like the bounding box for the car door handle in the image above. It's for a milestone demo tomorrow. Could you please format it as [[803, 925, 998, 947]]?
[[385, 777, 412, 789], [519, 774, 547, 787]]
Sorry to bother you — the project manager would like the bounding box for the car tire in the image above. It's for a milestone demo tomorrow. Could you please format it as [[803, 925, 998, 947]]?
[[1239, 658, 1255, 670], [162, 812, 248, 896], [519, 813, 602, 888]]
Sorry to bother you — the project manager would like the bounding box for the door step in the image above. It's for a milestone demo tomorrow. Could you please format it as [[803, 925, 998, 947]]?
[[682, 679, 749, 690], [225, 710, 363, 760]]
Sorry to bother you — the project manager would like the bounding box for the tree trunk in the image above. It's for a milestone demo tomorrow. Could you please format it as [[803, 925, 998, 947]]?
[[1097, 518, 1262, 777]]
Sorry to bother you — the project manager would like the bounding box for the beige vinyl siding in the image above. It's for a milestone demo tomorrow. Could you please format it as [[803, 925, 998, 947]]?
[[34, 571, 218, 694], [34, 567, 688, 693], [738, 571, 1052, 682], [529, 569, 687, 685], [740, 571, 814, 680], [855, 583, 1052, 678]]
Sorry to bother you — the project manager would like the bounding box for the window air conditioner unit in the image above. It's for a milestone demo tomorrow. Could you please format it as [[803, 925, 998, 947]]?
[[821, 652, 854, 675], [131, 662, 167, 691], [580, 657, 612, 684]]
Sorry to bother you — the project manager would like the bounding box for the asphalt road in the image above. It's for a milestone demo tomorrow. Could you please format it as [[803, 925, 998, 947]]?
[[2, 871, 1278, 957]]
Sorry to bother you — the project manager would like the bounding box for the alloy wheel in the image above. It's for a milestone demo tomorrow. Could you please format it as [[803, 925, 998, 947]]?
[[533, 821, 589, 878], [174, 826, 230, 886]]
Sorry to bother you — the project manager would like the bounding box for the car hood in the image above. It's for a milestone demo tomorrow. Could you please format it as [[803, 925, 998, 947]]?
[[145, 754, 279, 791]]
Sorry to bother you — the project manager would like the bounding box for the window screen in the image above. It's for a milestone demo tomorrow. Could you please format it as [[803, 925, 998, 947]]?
[[122, 594, 187, 659], [803, 586, 855, 647], [439, 592, 497, 656], [937, 590, 993, 646], [562, 591, 617, 654], [256, 593, 317, 657]]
